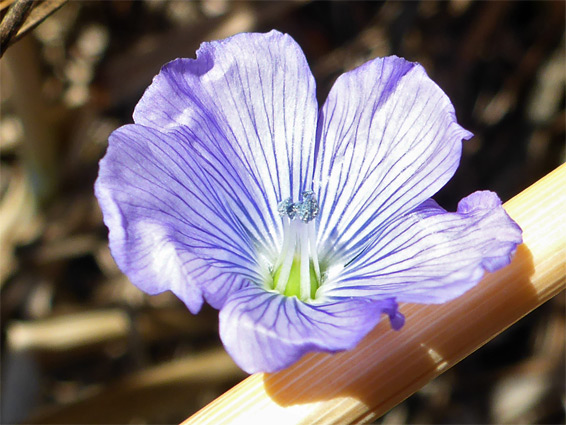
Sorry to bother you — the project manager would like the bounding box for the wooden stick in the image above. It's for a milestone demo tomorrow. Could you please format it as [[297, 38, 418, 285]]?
[[183, 163, 566, 425]]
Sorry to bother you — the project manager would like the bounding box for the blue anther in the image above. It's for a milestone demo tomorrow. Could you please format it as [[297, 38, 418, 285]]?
[[277, 191, 319, 223]]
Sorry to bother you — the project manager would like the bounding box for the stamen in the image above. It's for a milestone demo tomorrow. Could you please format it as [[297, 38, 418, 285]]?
[[275, 215, 292, 270], [308, 221, 321, 281], [277, 191, 319, 223], [274, 219, 296, 293], [300, 224, 310, 299], [271, 191, 322, 301], [295, 190, 319, 223], [277, 197, 296, 220]]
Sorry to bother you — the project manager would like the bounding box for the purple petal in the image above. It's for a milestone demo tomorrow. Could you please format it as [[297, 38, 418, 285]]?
[[319, 191, 522, 304], [96, 30, 320, 310], [133, 30, 318, 203], [314, 56, 473, 263], [96, 124, 263, 312], [219, 285, 399, 373]]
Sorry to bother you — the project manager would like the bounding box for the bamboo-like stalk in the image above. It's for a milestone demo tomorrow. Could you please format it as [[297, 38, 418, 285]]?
[[183, 163, 566, 425]]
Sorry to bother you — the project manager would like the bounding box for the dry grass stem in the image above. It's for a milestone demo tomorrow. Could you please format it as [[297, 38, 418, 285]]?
[[184, 163, 566, 425]]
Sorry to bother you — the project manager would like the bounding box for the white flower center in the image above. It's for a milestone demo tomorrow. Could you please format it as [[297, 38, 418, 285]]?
[[271, 191, 322, 301]]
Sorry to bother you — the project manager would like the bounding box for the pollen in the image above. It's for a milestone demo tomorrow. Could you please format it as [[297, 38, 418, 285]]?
[[277, 191, 319, 223]]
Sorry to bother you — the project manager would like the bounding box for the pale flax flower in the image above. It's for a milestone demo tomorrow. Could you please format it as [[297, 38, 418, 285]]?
[[95, 31, 522, 374]]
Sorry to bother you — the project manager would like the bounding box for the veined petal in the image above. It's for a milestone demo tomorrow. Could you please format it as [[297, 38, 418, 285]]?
[[319, 191, 522, 304], [219, 285, 399, 373], [314, 56, 473, 262], [96, 124, 263, 311], [97, 31, 320, 309], [134, 30, 318, 206], [96, 31, 523, 375]]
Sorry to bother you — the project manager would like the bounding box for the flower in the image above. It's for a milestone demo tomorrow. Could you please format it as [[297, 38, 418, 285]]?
[[95, 30, 522, 374]]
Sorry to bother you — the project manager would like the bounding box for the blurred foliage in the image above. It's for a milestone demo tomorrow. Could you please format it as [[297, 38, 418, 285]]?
[[0, 1, 564, 424]]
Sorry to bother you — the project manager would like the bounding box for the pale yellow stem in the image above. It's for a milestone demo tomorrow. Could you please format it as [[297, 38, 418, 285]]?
[[183, 163, 566, 425]]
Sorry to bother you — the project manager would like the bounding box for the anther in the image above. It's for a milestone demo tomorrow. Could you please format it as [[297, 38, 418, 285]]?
[[277, 197, 296, 220], [277, 191, 319, 223], [296, 190, 319, 223]]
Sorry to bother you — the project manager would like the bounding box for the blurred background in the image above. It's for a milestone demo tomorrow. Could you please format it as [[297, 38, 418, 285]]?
[[1, 1, 564, 423]]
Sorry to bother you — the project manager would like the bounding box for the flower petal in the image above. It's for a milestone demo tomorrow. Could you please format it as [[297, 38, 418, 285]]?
[[219, 286, 399, 373], [96, 124, 265, 312], [319, 191, 522, 304], [134, 30, 318, 204], [314, 56, 473, 262], [97, 31, 320, 310]]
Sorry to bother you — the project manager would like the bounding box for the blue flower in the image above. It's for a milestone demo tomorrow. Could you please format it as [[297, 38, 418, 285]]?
[[95, 31, 522, 374]]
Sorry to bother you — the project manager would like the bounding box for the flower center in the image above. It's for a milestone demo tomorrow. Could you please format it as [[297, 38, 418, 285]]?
[[271, 191, 321, 301], [272, 257, 319, 299]]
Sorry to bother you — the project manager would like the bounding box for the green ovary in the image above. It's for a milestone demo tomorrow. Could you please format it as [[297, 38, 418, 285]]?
[[272, 258, 320, 299]]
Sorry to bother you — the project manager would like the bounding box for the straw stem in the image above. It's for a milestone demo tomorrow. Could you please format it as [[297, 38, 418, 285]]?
[[184, 163, 566, 425]]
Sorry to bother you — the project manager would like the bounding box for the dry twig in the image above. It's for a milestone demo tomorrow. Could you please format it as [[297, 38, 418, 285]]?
[[0, 0, 67, 57]]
